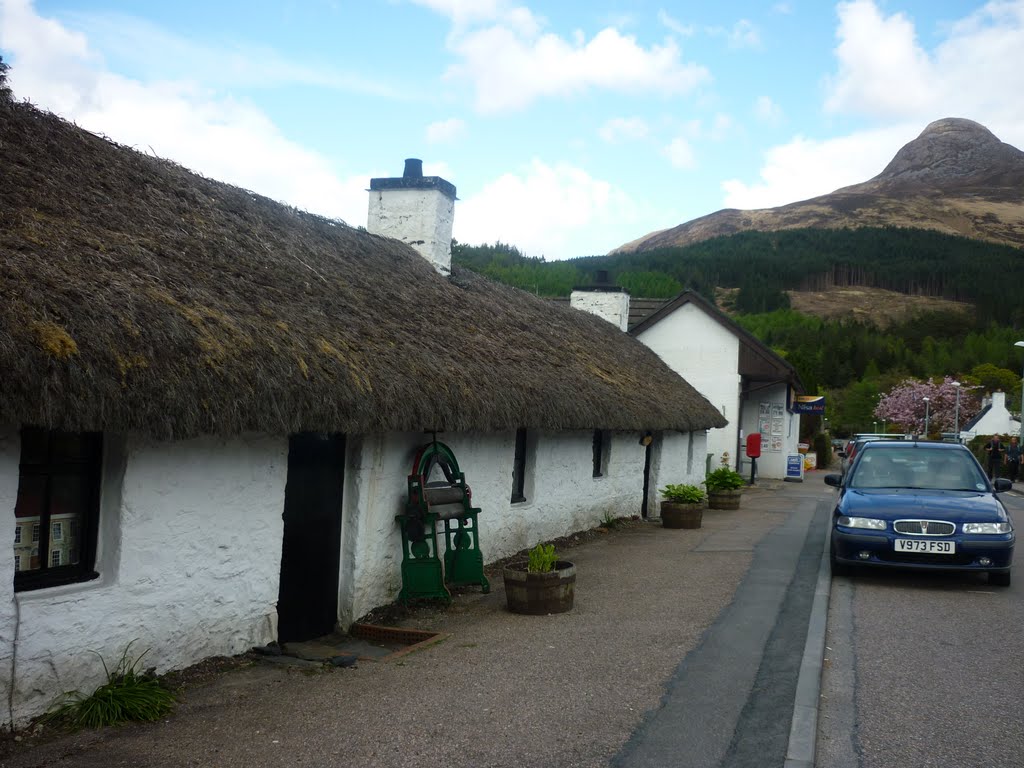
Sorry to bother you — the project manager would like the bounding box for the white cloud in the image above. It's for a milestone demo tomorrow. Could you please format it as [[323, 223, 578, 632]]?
[[720, 124, 917, 209], [773, 3, 793, 14], [754, 95, 784, 123], [455, 159, 637, 258], [725, 1, 1024, 215], [709, 113, 733, 140], [599, 116, 649, 143], [0, 0, 372, 227], [426, 117, 467, 143], [50, 9, 404, 98], [438, 17, 708, 112], [664, 136, 696, 169], [825, 1, 933, 117], [825, 0, 1024, 141], [728, 19, 761, 49], [658, 9, 695, 37]]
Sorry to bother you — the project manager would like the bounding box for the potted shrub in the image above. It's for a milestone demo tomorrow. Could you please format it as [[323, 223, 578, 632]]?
[[659, 483, 705, 529], [703, 467, 746, 509], [503, 543, 575, 614]]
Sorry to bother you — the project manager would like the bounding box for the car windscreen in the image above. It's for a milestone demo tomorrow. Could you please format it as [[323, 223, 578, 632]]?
[[849, 447, 988, 491]]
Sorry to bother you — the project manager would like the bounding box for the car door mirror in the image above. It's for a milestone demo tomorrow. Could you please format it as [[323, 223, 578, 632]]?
[[993, 478, 1013, 492], [824, 474, 842, 487]]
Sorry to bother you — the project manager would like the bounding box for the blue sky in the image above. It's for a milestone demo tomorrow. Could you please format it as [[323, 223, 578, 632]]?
[[2, 0, 1022, 259]]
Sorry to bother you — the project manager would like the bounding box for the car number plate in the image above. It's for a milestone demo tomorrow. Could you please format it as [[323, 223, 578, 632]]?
[[895, 539, 956, 554]]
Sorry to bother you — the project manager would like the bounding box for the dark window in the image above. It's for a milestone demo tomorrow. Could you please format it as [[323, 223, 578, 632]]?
[[511, 428, 527, 503], [592, 430, 607, 478], [13, 428, 102, 592], [13, 526, 20, 544]]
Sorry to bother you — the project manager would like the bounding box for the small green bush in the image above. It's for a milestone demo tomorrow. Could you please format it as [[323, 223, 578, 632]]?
[[703, 467, 746, 491], [660, 483, 705, 503], [527, 543, 558, 573], [46, 641, 176, 729]]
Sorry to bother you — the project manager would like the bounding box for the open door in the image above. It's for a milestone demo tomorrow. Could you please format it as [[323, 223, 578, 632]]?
[[277, 432, 345, 643]]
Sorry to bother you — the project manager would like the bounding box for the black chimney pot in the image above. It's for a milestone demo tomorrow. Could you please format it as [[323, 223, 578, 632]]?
[[403, 158, 423, 179]]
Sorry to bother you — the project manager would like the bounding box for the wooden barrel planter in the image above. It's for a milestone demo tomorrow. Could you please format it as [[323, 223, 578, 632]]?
[[707, 489, 742, 510], [503, 561, 576, 614], [660, 501, 703, 529]]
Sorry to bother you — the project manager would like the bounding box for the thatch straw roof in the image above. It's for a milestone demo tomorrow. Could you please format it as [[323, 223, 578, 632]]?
[[0, 97, 726, 439]]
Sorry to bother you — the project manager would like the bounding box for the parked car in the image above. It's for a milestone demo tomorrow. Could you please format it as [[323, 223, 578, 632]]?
[[838, 434, 908, 477], [824, 441, 1015, 586]]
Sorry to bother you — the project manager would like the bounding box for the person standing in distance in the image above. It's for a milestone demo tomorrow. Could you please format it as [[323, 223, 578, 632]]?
[[1005, 435, 1021, 484], [984, 434, 1005, 481]]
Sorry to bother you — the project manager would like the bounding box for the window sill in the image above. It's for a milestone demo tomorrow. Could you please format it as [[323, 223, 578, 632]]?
[[14, 570, 101, 595]]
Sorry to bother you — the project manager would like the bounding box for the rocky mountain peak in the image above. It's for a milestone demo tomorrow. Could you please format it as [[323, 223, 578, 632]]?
[[872, 117, 1024, 185]]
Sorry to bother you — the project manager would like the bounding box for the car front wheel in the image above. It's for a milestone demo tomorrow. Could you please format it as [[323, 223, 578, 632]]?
[[830, 546, 852, 578], [989, 570, 1011, 587]]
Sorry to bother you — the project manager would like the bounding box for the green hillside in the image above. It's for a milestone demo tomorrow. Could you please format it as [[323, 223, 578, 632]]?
[[453, 227, 1024, 325], [453, 228, 1024, 436]]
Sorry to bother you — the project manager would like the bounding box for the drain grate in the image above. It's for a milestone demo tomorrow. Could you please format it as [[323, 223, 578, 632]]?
[[349, 623, 447, 661]]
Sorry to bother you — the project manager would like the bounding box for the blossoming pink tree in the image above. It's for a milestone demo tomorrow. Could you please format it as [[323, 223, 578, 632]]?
[[874, 377, 981, 437]]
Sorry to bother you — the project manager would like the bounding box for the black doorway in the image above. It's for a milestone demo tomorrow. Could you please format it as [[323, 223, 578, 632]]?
[[277, 432, 345, 643], [641, 439, 652, 519]]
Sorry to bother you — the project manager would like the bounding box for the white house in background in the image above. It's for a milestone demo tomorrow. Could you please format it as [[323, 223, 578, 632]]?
[[1, 98, 725, 727], [570, 282, 804, 480], [961, 391, 1021, 440]]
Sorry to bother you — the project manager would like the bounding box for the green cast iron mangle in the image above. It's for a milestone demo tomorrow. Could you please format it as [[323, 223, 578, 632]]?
[[397, 437, 490, 603]]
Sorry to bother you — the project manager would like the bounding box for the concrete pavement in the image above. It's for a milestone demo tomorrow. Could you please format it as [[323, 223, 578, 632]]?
[[0, 474, 836, 768]]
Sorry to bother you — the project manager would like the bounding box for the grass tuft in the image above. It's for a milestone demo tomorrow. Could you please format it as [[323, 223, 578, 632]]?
[[45, 640, 176, 729]]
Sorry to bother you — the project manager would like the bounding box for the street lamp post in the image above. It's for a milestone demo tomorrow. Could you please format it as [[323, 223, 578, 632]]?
[[923, 396, 931, 438], [1016, 341, 1024, 438], [873, 421, 878, 434], [952, 381, 961, 444]]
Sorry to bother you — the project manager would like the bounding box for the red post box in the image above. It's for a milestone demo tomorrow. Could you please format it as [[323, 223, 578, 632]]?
[[745, 432, 762, 459]]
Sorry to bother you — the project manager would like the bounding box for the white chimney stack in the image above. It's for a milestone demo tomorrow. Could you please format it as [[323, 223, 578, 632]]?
[[367, 158, 456, 276], [570, 270, 630, 332]]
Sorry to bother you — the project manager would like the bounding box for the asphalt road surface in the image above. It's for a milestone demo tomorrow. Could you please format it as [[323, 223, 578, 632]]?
[[817, 488, 1024, 768], [614, 484, 830, 768]]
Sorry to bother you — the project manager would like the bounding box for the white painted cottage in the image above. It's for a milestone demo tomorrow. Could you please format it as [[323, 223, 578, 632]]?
[[0, 98, 725, 726], [961, 391, 1021, 440], [570, 284, 804, 480]]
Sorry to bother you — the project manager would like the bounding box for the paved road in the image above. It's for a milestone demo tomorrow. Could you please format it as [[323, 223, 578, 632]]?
[[615, 483, 830, 768], [817, 489, 1024, 768]]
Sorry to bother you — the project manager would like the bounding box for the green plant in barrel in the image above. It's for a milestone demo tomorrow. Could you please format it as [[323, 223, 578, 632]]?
[[702, 467, 745, 491], [659, 483, 705, 504], [527, 543, 558, 573]]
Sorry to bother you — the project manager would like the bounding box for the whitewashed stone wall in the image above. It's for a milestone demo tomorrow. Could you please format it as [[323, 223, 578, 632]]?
[[738, 383, 799, 480], [570, 290, 630, 331], [0, 433, 287, 727], [367, 188, 455, 275], [635, 303, 740, 470], [2, 424, 707, 726], [338, 429, 705, 626]]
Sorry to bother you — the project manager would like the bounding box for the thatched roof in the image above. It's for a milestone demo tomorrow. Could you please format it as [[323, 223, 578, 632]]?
[[0, 98, 726, 439]]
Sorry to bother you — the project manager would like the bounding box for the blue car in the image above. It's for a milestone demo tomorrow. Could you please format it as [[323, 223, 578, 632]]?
[[824, 441, 1015, 586]]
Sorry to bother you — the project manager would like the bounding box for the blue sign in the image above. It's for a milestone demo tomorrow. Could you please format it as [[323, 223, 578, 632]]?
[[785, 454, 804, 482], [793, 395, 826, 414]]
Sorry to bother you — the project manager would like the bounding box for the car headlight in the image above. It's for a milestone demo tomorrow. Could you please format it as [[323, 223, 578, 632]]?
[[962, 522, 1013, 534], [837, 516, 887, 530]]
